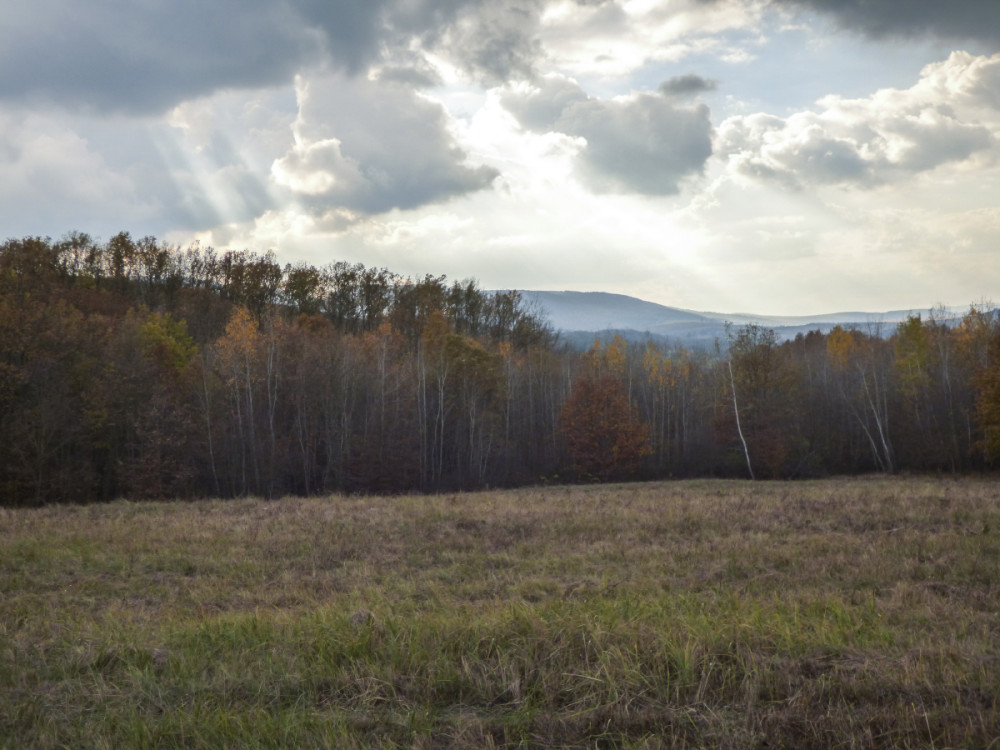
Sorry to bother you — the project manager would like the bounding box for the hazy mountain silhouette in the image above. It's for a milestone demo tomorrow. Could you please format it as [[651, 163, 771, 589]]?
[[519, 290, 963, 347]]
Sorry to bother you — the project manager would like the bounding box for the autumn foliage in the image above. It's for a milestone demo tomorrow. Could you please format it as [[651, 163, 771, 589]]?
[[559, 372, 651, 480], [2, 232, 1000, 505]]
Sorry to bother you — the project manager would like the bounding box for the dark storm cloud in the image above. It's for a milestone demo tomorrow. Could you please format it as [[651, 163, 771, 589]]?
[[771, 0, 1000, 45], [289, 0, 395, 72], [0, 0, 332, 113], [502, 77, 714, 195], [0, 0, 546, 114]]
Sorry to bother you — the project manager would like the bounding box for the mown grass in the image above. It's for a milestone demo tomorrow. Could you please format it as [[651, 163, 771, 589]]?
[[1, 476, 999, 748]]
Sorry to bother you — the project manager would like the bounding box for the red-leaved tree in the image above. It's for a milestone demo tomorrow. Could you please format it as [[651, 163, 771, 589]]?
[[559, 372, 651, 481]]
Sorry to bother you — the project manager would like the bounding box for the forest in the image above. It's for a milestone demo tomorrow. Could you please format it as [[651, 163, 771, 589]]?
[[1, 231, 999, 506]]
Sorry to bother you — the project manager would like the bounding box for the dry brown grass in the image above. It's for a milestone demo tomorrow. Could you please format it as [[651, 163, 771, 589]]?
[[2, 476, 999, 748]]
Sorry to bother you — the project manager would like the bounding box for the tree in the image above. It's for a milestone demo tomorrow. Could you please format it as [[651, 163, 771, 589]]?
[[721, 324, 803, 478], [345, 322, 420, 492], [103, 311, 200, 499], [212, 306, 265, 495], [971, 315, 1000, 464], [827, 325, 895, 473], [283, 263, 324, 316], [955, 305, 1000, 465], [443, 332, 504, 486], [559, 369, 651, 481]]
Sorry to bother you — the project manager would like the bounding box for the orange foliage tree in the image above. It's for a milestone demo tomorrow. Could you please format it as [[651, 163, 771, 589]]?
[[559, 365, 651, 481]]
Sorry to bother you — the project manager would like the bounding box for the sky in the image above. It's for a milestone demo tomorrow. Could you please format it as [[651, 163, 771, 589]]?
[[2, 0, 999, 315]]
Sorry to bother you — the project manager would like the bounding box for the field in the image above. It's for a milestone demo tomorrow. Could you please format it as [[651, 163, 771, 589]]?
[[2, 477, 999, 748]]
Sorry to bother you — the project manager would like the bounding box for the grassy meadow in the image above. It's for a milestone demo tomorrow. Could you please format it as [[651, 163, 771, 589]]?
[[2, 477, 999, 748]]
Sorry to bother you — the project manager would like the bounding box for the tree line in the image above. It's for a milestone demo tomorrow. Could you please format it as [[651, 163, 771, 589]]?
[[1, 232, 998, 505]]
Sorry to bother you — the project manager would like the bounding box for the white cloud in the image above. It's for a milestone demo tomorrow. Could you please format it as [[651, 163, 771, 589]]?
[[539, 0, 764, 77], [718, 52, 1000, 190], [911, 51, 1000, 113]]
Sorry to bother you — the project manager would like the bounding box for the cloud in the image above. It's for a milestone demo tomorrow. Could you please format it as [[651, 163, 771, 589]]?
[[0, 0, 547, 114], [717, 52, 1000, 189], [771, 0, 1000, 45], [501, 76, 589, 131], [916, 51, 1000, 113], [660, 74, 718, 98], [0, 0, 334, 114], [563, 96, 714, 194], [272, 74, 499, 217], [433, 2, 545, 82], [541, 0, 764, 77], [287, 0, 395, 72], [501, 75, 714, 194], [0, 1, 753, 117], [309, 0, 548, 83], [0, 110, 143, 235]]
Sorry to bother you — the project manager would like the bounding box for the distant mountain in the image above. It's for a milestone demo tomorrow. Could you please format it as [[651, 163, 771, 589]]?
[[518, 290, 964, 348], [519, 291, 707, 332]]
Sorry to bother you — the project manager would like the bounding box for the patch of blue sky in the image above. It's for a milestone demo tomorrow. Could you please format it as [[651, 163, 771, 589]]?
[[624, 11, 970, 117]]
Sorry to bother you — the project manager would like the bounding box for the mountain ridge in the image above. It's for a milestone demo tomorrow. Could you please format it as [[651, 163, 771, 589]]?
[[517, 290, 966, 346]]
